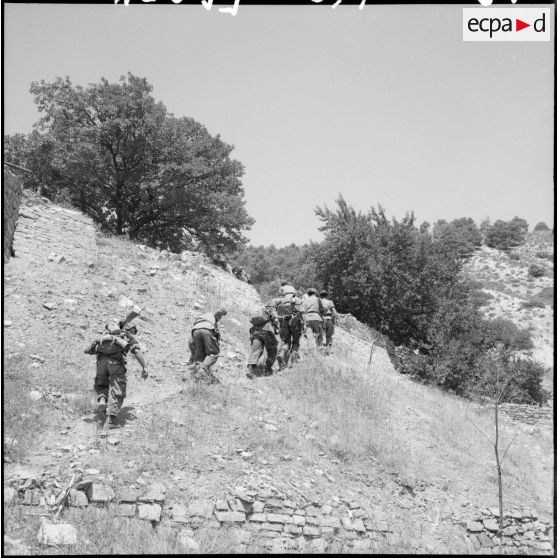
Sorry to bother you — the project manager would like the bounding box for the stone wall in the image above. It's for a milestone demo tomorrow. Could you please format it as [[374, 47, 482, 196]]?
[[3, 168, 24, 262]]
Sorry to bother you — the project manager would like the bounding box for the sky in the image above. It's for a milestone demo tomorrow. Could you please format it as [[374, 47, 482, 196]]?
[[3, 2, 555, 246]]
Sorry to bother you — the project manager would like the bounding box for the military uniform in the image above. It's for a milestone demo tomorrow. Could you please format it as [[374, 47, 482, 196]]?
[[190, 312, 224, 382], [301, 292, 323, 348], [247, 307, 279, 377], [319, 294, 338, 355], [86, 331, 140, 420], [272, 292, 303, 368]]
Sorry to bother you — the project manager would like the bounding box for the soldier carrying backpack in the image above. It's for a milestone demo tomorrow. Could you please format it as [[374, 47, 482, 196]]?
[[272, 288, 304, 370], [246, 304, 279, 379], [84, 313, 147, 430]]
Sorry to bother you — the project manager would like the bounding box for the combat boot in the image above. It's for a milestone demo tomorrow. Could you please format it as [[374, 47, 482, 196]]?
[[97, 395, 107, 415], [246, 364, 256, 380], [107, 415, 118, 429], [276, 354, 283, 370]]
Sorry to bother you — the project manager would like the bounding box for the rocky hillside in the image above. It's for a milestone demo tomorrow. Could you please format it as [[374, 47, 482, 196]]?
[[3, 192, 554, 555], [464, 233, 554, 379]]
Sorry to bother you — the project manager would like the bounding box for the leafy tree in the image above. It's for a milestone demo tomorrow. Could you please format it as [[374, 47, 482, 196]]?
[[312, 196, 464, 346], [22, 73, 253, 252], [485, 218, 528, 251], [534, 221, 550, 232], [432, 217, 482, 258]]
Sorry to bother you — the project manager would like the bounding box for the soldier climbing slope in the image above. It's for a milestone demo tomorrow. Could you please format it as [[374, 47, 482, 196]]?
[[246, 303, 279, 379], [272, 287, 304, 370], [301, 287, 324, 350], [319, 290, 339, 355], [84, 313, 147, 430], [188, 309, 228, 384]]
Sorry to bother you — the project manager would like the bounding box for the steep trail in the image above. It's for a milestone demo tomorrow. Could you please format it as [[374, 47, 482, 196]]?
[[3, 192, 554, 555]]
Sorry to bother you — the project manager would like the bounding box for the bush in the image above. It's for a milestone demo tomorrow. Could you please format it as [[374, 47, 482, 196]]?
[[528, 264, 546, 278], [534, 221, 550, 232], [508, 252, 520, 261], [485, 218, 528, 251], [535, 251, 553, 261], [469, 289, 493, 308]]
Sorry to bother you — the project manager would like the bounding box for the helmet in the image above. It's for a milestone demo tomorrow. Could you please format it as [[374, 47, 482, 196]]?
[[307, 287, 317, 295], [320, 290, 328, 297]]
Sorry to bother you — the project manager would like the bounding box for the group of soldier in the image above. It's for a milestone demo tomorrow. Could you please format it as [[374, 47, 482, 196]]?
[[187, 281, 338, 383], [85, 281, 337, 430]]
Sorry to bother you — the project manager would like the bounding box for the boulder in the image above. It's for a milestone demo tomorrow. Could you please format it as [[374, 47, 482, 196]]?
[[37, 519, 77, 546]]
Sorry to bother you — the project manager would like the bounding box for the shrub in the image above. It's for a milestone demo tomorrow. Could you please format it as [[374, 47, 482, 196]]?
[[508, 252, 520, 261], [485, 219, 528, 251], [469, 289, 494, 308], [521, 300, 545, 310], [534, 221, 550, 232], [535, 251, 553, 261], [528, 264, 546, 278]]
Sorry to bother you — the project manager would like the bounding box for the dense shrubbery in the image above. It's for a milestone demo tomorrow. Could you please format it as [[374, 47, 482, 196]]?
[[485, 217, 528, 251], [308, 197, 544, 404], [229, 243, 319, 299], [432, 217, 482, 258]]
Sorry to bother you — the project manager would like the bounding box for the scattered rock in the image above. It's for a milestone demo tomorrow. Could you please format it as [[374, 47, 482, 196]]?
[[87, 483, 115, 503], [37, 518, 77, 546], [43, 302, 56, 310]]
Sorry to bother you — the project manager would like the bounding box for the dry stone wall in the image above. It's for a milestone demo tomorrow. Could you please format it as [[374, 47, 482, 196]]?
[[500, 403, 553, 425], [464, 506, 553, 553], [3, 169, 24, 262]]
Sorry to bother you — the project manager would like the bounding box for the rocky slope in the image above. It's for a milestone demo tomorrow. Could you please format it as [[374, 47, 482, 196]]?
[[2, 192, 554, 555], [463, 236, 554, 380]]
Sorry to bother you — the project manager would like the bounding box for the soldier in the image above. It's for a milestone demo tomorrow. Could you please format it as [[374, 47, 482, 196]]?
[[246, 303, 279, 379], [319, 290, 339, 355], [301, 287, 324, 349], [85, 320, 147, 429], [272, 288, 304, 369], [189, 308, 227, 384], [279, 280, 297, 297]]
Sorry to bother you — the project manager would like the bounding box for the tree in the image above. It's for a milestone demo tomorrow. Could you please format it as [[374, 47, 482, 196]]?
[[312, 196, 464, 346], [534, 221, 550, 232], [25, 73, 253, 252], [485, 219, 527, 251], [433, 217, 482, 258]]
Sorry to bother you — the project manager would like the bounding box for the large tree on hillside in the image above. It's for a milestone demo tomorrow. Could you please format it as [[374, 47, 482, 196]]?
[[22, 73, 253, 251]]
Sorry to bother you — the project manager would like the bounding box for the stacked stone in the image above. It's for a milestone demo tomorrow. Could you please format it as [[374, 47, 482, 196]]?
[[500, 403, 553, 425], [11, 193, 97, 265], [465, 507, 553, 554], [3, 169, 23, 262]]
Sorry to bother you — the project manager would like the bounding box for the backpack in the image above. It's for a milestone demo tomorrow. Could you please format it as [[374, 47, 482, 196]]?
[[95, 333, 129, 356], [250, 312, 270, 327], [277, 294, 296, 317]]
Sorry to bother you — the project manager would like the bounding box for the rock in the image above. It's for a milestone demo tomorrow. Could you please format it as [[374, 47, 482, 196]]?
[[23, 489, 41, 506], [68, 489, 88, 507], [293, 515, 306, 526], [87, 261, 95, 268], [188, 499, 214, 519], [106, 437, 120, 446], [87, 483, 115, 503], [483, 518, 500, 532], [214, 510, 245, 523], [267, 513, 291, 524], [138, 483, 166, 504], [37, 519, 77, 546], [138, 503, 162, 522], [215, 500, 229, 511], [169, 504, 189, 523], [478, 533, 493, 548], [252, 501, 265, 513], [503, 525, 517, 536], [467, 521, 484, 532], [84, 469, 100, 476], [248, 513, 267, 522], [303, 526, 321, 537], [43, 302, 56, 310], [320, 516, 340, 529], [353, 518, 366, 532], [56, 255, 66, 264]]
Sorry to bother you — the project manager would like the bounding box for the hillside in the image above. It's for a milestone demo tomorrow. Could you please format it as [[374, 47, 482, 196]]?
[[464, 234, 554, 384], [3, 192, 554, 555]]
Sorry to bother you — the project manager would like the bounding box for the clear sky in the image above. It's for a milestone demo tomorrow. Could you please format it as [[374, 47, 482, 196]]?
[[3, 3, 555, 246]]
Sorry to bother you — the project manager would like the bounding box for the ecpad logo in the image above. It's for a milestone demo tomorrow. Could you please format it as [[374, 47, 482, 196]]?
[[463, 8, 550, 41]]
